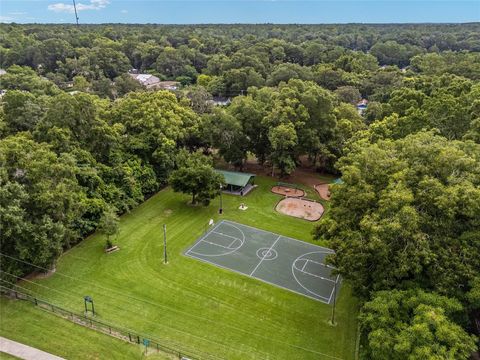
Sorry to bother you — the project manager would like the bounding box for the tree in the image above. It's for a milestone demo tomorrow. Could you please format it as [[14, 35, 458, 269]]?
[[359, 289, 477, 360], [184, 85, 213, 114], [266, 63, 313, 87], [335, 86, 362, 105], [110, 91, 200, 181], [0, 134, 85, 277], [228, 93, 271, 164], [169, 153, 224, 205], [98, 206, 119, 248], [113, 73, 144, 98], [268, 123, 298, 177], [314, 131, 480, 300], [204, 109, 248, 169]]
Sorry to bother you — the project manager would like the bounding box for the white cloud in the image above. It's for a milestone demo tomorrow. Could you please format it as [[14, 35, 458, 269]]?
[[0, 16, 14, 23], [9, 12, 27, 16], [121, 9, 128, 14], [48, 0, 110, 13]]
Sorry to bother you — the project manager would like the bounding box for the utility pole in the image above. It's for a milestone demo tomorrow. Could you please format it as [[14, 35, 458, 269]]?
[[330, 279, 337, 325], [72, 0, 79, 26], [163, 224, 167, 264], [219, 184, 223, 214]]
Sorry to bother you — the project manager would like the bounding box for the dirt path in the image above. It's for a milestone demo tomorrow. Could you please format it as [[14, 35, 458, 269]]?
[[0, 337, 65, 360]]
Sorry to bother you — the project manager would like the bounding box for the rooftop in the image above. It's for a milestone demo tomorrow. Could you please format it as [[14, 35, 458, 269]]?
[[215, 169, 255, 187]]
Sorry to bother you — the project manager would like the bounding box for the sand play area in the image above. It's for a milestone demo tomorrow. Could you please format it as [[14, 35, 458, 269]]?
[[271, 185, 305, 198], [314, 183, 331, 201], [275, 198, 324, 221]]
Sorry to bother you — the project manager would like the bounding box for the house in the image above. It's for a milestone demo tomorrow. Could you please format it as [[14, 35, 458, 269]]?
[[356, 99, 368, 114], [215, 170, 256, 196], [157, 81, 180, 91], [207, 97, 231, 106], [129, 73, 162, 89], [129, 73, 180, 91], [0, 69, 7, 76]]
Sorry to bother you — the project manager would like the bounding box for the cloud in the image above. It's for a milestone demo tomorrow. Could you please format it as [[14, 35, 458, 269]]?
[[48, 0, 110, 13], [9, 12, 27, 16], [121, 9, 128, 14], [0, 16, 14, 23]]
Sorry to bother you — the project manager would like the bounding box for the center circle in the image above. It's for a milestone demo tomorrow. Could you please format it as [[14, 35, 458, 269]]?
[[256, 248, 278, 261]]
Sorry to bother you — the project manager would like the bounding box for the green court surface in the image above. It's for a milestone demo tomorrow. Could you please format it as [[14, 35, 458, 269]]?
[[185, 220, 340, 304]]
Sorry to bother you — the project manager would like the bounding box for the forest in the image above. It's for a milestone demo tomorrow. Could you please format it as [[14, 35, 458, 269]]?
[[0, 23, 479, 359]]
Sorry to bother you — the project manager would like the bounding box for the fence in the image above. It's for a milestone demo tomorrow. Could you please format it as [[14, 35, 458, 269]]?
[[0, 285, 219, 360]]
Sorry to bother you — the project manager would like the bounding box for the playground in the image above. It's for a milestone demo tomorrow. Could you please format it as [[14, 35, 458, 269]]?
[[271, 184, 305, 198], [275, 197, 324, 221]]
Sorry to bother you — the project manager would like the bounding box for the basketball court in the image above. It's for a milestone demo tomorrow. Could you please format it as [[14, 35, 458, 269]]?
[[184, 220, 340, 304]]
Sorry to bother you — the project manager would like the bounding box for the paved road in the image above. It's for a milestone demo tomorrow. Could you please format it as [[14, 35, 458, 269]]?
[[0, 337, 65, 360]]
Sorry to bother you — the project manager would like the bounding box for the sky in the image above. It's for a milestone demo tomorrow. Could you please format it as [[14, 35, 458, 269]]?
[[0, 0, 479, 24]]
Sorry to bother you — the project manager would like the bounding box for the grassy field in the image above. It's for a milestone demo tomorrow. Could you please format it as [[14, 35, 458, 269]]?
[[0, 176, 358, 359], [0, 299, 168, 359]]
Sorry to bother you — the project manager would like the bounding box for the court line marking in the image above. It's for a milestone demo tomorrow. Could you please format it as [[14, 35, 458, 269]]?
[[256, 248, 278, 261], [212, 231, 240, 241], [291, 252, 337, 302], [303, 258, 336, 269], [227, 238, 239, 248], [294, 260, 337, 283], [293, 266, 337, 283], [187, 221, 246, 258], [185, 220, 223, 255], [185, 250, 331, 304], [249, 235, 282, 276], [301, 260, 308, 271], [222, 220, 335, 253], [199, 239, 234, 250]]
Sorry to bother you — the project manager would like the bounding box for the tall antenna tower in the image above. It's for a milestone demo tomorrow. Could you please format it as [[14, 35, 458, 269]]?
[[72, 0, 79, 25]]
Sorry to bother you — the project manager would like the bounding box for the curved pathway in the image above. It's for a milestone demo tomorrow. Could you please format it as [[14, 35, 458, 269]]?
[[0, 337, 65, 360]]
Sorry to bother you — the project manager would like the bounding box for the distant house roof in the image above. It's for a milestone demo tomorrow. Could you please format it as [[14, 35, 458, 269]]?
[[207, 97, 231, 106], [129, 73, 161, 88], [157, 81, 180, 90], [215, 170, 255, 188]]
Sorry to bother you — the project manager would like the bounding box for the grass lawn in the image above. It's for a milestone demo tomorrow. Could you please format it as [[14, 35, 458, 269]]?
[[0, 299, 168, 359], [0, 176, 358, 360], [0, 352, 20, 360]]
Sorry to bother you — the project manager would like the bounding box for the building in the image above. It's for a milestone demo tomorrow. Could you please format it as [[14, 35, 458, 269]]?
[[0, 69, 7, 76], [215, 170, 256, 196], [357, 99, 368, 114], [129, 73, 162, 89], [207, 97, 231, 106], [157, 81, 180, 91]]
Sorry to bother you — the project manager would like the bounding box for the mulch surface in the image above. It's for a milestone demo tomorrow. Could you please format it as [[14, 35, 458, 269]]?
[[271, 185, 305, 198], [275, 198, 324, 221]]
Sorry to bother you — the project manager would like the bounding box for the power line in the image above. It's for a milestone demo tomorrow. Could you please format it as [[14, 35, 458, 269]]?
[[0, 276, 227, 360]]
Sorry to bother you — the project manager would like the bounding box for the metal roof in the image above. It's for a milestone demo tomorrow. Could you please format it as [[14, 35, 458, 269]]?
[[215, 170, 255, 187]]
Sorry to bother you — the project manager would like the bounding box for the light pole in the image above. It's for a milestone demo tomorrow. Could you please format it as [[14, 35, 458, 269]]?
[[163, 224, 167, 264], [219, 184, 223, 214], [330, 279, 337, 326]]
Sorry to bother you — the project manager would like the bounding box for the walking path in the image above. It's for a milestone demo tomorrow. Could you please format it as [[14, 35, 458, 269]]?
[[0, 337, 65, 360]]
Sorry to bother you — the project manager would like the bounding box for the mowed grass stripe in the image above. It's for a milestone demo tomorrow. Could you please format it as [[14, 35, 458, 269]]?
[[1, 176, 358, 359]]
